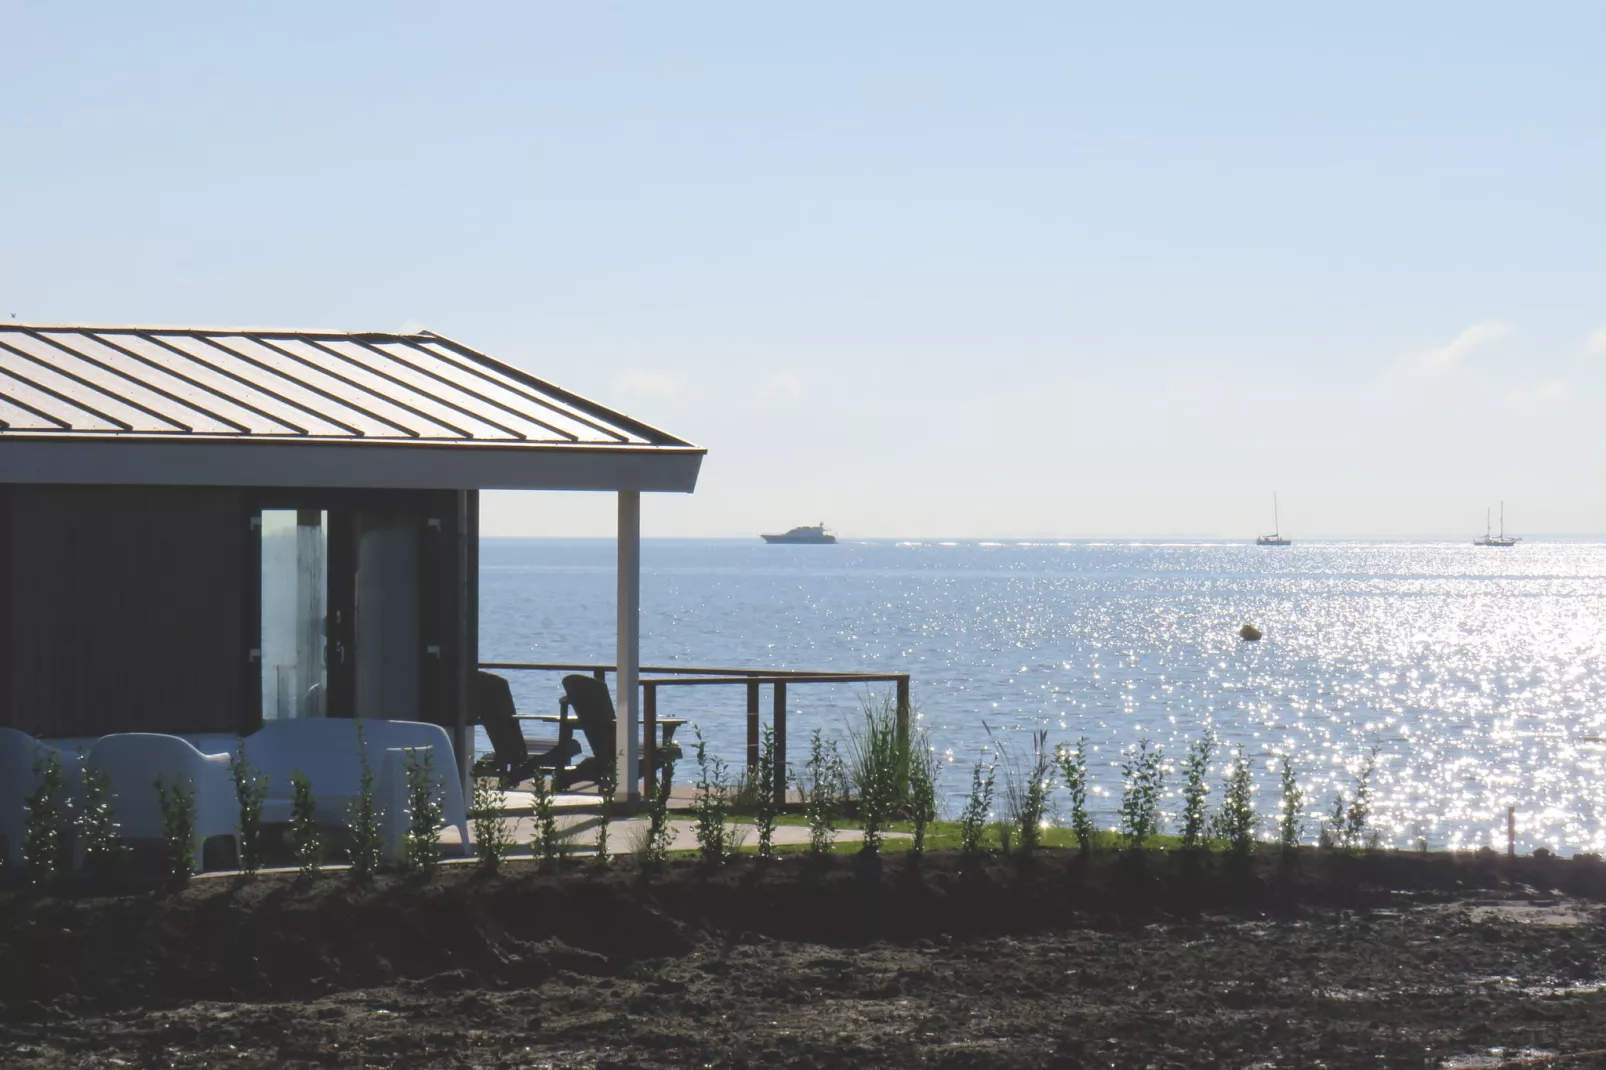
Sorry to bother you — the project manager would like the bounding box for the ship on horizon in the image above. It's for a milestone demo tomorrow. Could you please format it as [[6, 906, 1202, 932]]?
[[1255, 493, 1291, 546], [1474, 503, 1520, 547], [761, 522, 837, 545]]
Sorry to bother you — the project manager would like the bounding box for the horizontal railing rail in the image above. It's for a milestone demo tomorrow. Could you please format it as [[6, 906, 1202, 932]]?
[[481, 661, 911, 803]]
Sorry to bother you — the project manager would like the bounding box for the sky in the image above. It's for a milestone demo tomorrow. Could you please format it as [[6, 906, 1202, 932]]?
[[3, 3, 1603, 538]]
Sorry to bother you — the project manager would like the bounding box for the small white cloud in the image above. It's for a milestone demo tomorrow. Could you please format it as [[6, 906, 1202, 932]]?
[[756, 371, 803, 402], [1417, 321, 1513, 372], [613, 371, 684, 401], [1587, 328, 1606, 358]]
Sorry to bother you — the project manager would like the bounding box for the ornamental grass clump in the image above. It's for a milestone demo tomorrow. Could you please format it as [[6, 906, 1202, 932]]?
[[289, 771, 322, 877], [77, 758, 125, 877], [907, 734, 940, 857], [401, 748, 443, 876], [1118, 738, 1165, 850], [753, 724, 782, 861], [154, 774, 198, 883], [801, 729, 846, 857], [230, 742, 269, 877], [691, 727, 733, 866], [23, 749, 70, 888], [1055, 738, 1095, 852], [1278, 754, 1303, 851], [470, 775, 513, 872], [993, 727, 1053, 857], [1215, 747, 1256, 854], [847, 692, 909, 854], [959, 758, 995, 858], [347, 726, 381, 882], [1179, 737, 1214, 850]]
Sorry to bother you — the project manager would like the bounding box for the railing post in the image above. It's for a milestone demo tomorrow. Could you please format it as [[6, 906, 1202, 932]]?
[[746, 679, 760, 770], [895, 674, 911, 747], [772, 680, 787, 807], [642, 681, 658, 801]]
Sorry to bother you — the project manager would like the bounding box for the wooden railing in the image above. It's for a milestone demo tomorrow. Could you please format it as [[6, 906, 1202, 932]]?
[[479, 662, 911, 802]]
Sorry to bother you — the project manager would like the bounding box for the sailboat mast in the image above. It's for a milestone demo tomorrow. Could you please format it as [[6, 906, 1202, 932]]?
[[1273, 492, 1280, 535], [1499, 501, 1504, 539]]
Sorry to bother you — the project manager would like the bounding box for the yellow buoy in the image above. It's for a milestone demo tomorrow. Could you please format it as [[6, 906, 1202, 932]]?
[[1238, 623, 1263, 641]]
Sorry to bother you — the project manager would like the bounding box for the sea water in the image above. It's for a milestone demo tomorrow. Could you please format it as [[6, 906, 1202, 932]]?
[[478, 538, 1606, 854]]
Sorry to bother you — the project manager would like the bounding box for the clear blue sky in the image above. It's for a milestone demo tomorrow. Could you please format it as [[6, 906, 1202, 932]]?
[[4, 3, 1602, 537]]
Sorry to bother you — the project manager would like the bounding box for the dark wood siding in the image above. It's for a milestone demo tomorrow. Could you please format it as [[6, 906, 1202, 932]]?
[[3, 485, 247, 738]]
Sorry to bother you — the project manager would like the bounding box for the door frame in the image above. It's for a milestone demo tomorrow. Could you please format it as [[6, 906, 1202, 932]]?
[[244, 487, 460, 729]]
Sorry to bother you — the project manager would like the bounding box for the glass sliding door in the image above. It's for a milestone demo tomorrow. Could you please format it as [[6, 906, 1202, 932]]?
[[255, 494, 445, 727], [353, 513, 422, 722], [259, 509, 328, 719]]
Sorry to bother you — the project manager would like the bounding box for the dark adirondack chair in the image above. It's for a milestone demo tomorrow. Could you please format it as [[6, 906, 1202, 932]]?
[[556, 674, 681, 790], [473, 671, 579, 789]]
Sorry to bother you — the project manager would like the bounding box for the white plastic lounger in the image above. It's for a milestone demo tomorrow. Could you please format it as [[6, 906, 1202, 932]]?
[[240, 718, 469, 853], [84, 733, 240, 871]]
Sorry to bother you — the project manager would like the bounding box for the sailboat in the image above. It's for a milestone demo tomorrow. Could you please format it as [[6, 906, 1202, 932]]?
[[1473, 502, 1520, 547], [1256, 493, 1291, 546]]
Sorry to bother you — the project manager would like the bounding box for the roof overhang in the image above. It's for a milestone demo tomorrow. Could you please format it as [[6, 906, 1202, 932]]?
[[0, 435, 703, 492], [0, 324, 705, 493]]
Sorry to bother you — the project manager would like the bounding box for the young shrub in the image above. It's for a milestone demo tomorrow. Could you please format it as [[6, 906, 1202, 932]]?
[[529, 772, 564, 870], [691, 727, 732, 866], [77, 758, 125, 877], [1216, 747, 1256, 854], [640, 760, 676, 865], [958, 758, 996, 857], [1345, 746, 1379, 848], [801, 729, 844, 857], [470, 775, 513, 872], [230, 742, 269, 877], [401, 748, 443, 876], [154, 774, 198, 883], [1319, 796, 1342, 849], [289, 771, 323, 877], [1326, 746, 1380, 850], [1179, 737, 1214, 850], [594, 760, 617, 866], [847, 693, 908, 854], [754, 724, 782, 861], [1278, 754, 1303, 851], [908, 735, 940, 857], [347, 725, 382, 882], [994, 727, 1053, 857], [1055, 738, 1095, 852], [23, 749, 70, 888], [1118, 738, 1165, 850]]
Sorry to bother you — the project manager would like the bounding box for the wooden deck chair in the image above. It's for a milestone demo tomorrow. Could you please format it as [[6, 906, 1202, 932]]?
[[556, 674, 680, 790], [473, 671, 578, 789]]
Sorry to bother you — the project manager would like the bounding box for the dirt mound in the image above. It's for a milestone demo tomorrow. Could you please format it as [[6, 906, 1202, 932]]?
[[5, 847, 1605, 1019]]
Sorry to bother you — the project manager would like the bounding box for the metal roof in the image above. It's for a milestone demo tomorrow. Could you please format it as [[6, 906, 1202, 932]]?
[[0, 325, 703, 492], [0, 325, 689, 446]]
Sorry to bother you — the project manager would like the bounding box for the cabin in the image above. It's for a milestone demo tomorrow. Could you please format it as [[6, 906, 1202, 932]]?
[[0, 324, 703, 799]]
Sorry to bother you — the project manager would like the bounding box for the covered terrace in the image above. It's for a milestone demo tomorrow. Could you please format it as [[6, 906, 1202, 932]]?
[[0, 323, 702, 812]]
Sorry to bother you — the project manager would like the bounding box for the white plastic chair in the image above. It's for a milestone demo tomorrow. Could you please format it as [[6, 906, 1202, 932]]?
[[241, 719, 469, 852], [0, 728, 70, 869], [84, 733, 239, 871]]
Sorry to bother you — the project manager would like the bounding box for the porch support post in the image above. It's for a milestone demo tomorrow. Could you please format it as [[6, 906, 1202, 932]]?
[[455, 490, 475, 812], [617, 491, 642, 803]]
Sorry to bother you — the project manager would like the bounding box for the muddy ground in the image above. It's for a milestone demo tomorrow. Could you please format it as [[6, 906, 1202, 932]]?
[[4, 850, 1606, 1068]]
